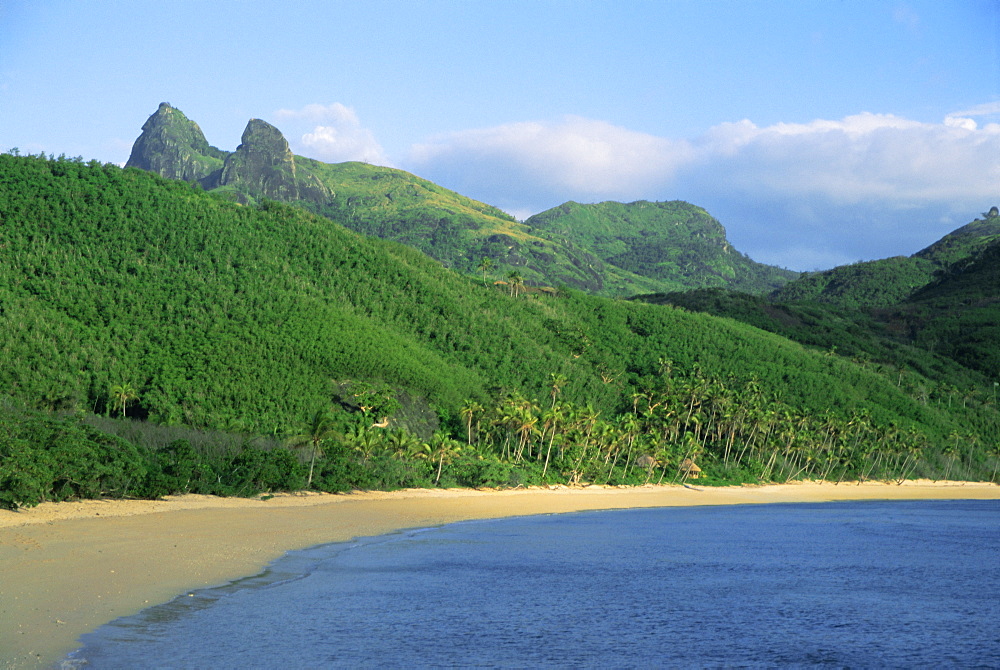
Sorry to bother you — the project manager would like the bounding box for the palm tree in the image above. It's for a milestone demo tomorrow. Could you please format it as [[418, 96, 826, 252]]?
[[110, 382, 138, 418], [549, 373, 568, 408], [990, 442, 1000, 484], [506, 271, 524, 297], [347, 425, 382, 462], [385, 428, 420, 457], [895, 432, 924, 484], [477, 257, 495, 285], [540, 402, 567, 478], [459, 400, 484, 445], [514, 401, 539, 462], [941, 430, 967, 482], [285, 410, 340, 487], [413, 432, 463, 485]]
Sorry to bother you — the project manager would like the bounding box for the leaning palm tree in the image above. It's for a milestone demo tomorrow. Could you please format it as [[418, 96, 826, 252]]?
[[412, 432, 463, 485], [549, 373, 568, 409], [285, 410, 340, 487]]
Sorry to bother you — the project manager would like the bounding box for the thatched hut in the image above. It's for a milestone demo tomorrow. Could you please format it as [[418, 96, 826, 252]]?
[[679, 458, 702, 479]]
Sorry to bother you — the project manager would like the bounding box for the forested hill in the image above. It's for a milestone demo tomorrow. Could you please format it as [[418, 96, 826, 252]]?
[[125, 103, 795, 297], [770, 211, 1000, 308], [525, 200, 798, 294], [635, 213, 1000, 381], [2, 152, 997, 507]]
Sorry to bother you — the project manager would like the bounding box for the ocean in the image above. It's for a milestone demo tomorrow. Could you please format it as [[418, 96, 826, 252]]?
[[64, 500, 999, 669]]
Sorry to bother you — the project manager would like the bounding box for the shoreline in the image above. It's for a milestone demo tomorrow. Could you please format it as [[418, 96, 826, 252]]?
[[2, 480, 997, 668]]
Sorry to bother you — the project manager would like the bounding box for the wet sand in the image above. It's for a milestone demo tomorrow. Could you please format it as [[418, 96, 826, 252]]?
[[2, 480, 997, 668]]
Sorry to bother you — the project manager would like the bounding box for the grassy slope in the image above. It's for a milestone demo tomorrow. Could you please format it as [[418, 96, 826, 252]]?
[[885, 239, 1000, 378], [635, 221, 1000, 400], [525, 200, 799, 293], [0, 154, 989, 449], [297, 158, 672, 295]]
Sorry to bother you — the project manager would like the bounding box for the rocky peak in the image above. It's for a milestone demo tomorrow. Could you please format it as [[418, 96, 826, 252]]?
[[125, 103, 227, 183], [217, 119, 330, 203], [238, 119, 294, 159]]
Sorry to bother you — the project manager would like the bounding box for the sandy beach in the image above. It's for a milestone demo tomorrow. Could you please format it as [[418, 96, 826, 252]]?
[[2, 480, 997, 668]]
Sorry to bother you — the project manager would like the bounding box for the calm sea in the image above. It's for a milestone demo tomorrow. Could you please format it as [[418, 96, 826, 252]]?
[[64, 500, 999, 669]]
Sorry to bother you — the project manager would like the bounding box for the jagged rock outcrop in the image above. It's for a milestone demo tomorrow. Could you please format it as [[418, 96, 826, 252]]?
[[217, 119, 330, 203], [125, 102, 228, 183]]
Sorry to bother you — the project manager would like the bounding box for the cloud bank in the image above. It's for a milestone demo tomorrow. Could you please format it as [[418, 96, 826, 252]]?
[[274, 103, 391, 166], [406, 109, 1000, 270]]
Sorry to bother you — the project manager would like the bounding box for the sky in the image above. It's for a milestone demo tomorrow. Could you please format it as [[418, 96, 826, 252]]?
[[2, 0, 998, 271]]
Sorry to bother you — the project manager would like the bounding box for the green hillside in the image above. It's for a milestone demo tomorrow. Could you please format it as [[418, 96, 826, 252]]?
[[525, 200, 799, 294], [636, 214, 1000, 388], [2, 153, 997, 508], [771, 212, 1000, 308], [124, 103, 794, 297], [885, 238, 1000, 378]]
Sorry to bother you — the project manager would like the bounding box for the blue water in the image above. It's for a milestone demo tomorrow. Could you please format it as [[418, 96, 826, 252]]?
[[65, 500, 999, 669]]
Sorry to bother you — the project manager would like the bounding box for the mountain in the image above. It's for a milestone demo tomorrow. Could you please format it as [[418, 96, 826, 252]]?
[[637, 212, 1000, 379], [125, 102, 228, 183], [126, 103, 795, 296], [126, 102, 331, 203], [770, 212, 1000, 308], [884, 237, 1000, 377], [524, 200, 798, 294]]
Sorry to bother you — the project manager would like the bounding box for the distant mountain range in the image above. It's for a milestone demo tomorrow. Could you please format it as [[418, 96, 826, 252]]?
[[125, 103, 798, 296]]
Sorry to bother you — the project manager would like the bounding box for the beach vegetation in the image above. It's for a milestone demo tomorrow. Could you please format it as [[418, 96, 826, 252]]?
[[0, 152, 998, 509]]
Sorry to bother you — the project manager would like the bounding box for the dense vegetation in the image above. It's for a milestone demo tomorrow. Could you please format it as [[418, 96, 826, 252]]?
[[124, 103, 795, 297], [886, 237, 1000, 378], [644, 212, 1000, 383], [525, 200, 798, 293], [1, 153, 997, 509]]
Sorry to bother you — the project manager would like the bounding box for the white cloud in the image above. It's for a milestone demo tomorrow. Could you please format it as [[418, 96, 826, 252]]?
[[272, 103, 391, 166], [690, 112, 1000, 205], [409, 116, 693, 199], [404, 107, 1000, 270], [943, 101, 1000, 132], [945, 101, 1000, 119]]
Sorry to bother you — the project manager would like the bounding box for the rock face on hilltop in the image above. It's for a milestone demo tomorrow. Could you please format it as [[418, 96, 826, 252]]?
[[126, 104, 329, 204], [216, 119, 331, 203], [126, 103, 228, 183]]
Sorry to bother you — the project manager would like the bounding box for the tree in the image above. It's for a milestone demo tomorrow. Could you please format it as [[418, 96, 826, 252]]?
[[459, 400, 484, 445], [540, 402, 567, 478], [285, 410, 339, 487], [506, 271, 524, 297], [549, 373, 568, 409], [477, 257, 495, 285], [110, 382, 138, 418], [413, 431, 463, 485]]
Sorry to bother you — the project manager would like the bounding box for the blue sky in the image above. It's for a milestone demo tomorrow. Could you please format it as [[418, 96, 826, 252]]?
[[2, 0, 998, 270]]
